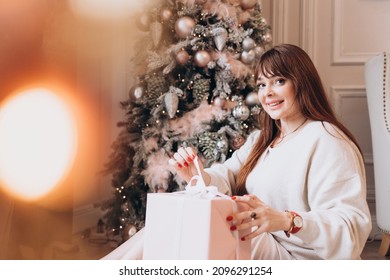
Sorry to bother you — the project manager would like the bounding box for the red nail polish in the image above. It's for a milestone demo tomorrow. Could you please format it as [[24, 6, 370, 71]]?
[[191, 154, 196, 159], [231, 196, 236, 200], [177, 163, 183, 168], [241, 237, 246, 241], [183, 162, 189, 167], [230, 225, 237, 231], [226, 216, 233, 221], [187, 157, 193, 162]]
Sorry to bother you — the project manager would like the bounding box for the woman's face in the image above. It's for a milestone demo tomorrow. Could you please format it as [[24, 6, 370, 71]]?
[[257, 75, 301, 122]]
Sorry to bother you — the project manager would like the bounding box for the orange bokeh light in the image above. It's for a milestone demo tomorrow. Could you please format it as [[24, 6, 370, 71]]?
[[0, 87, 78, 201]]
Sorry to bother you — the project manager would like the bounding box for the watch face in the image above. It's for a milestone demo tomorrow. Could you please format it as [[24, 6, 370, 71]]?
[[293, 216, 303, 228]]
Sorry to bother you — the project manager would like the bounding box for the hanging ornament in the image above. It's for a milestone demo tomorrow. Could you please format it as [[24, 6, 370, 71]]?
[[212, 27, 228, 51], [254, 46, 265, 58], [262, 33, 272, 43], [194, 50, 211, 67], [136, 14, 152, 32], [242, 37, 256, 51], [241, 49, 255, 64], [231, 134, 246, 150], [213, 96, 226, 108], [215, 137, 229, 154], [240, 0, 257, 10], [176, 49, 190, 65], [164, 86, 183, 118], [129, 86, 145, 102], [160, 8, 173, 22], [175, 16, 196, 38], [233, 104, 251, 121], [150, 21, 163, 47], [245, 92, 260, 106]]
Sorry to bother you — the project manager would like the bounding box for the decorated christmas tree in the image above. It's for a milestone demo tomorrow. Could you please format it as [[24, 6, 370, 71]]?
[[101, 0, 271, 241]]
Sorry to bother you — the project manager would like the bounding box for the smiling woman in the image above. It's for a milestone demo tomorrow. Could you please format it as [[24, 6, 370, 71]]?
[[0, 88, 78, 201]]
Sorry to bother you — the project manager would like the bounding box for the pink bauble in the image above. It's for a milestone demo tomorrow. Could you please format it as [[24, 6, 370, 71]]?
[[160, 8, 173, 22], [240, 0, 257, 10], [194, 50, 211, 67], [175, 16, 196, 38], [176, 50, 190, 65]]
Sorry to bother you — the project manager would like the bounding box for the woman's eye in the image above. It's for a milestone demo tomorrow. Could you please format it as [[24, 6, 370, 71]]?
[[258, 83, 266, 89], [275, 78, 286, 85]]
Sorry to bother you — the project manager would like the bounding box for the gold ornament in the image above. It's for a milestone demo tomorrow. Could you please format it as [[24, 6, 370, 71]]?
[[175, 16, 196, 38], [194, 50, 211, 67]]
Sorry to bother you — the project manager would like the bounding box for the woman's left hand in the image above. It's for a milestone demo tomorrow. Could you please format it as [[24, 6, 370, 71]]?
[[227, 194, 291, 241]]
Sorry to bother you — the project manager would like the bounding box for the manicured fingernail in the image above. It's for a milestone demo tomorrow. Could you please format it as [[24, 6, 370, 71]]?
[[187, 157, 193, 162], [231, 196, 237, 200], [177, 163, 183, 168], [226, 216, 233, 221], [183, 162, 189, 167], [230, 225, 237, 231], [191, 154, 196, 159], [241, 237, 246, 241]]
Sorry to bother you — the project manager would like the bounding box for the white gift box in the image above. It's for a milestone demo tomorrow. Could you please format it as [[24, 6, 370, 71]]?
[[142, 191, 251, 260], [143, 157, 251, 260]]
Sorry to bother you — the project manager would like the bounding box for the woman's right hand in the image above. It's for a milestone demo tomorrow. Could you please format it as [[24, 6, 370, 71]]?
[[168, 147, 210, 185]]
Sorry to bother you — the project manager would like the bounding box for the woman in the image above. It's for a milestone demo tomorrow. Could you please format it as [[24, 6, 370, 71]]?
[[168, 44, 372, 259]]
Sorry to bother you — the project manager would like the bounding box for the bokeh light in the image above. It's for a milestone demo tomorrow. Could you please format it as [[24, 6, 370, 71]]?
[[0, 88, 78, 201], [69, 0, 152, 21]]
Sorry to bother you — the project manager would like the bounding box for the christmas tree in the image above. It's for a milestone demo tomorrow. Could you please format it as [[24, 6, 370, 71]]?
[[101, 0, 271, 241]]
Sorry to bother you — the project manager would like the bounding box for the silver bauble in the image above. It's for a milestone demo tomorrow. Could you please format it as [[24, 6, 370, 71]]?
[[241, 49, 256, 64], [216, 137, 228, 153], [176, 50, 190, 66], [175, 16, 196, 38], [233, 105, 250, 121], [240, 0, 257, 10], [213, 97, 226, 107], [245, 92, 260, 106], [242, 37, 256, 51], [130, 86, 145, 102], [213, 27, 228, 51], [194, 50, 211, 67]]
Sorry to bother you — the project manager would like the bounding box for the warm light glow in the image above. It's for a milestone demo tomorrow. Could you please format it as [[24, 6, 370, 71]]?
[[0, 88, 78, 200], [69, 0, 152, 20]]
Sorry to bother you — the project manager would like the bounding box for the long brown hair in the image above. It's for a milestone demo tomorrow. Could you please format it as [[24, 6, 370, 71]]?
[[234, 44, 362, 195]]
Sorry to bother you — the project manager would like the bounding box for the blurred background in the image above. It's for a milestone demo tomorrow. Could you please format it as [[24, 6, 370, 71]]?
[[0, 0, 156, 259]]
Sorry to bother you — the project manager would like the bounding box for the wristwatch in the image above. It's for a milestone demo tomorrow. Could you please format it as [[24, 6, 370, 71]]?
[[284, 211, 303, 238]]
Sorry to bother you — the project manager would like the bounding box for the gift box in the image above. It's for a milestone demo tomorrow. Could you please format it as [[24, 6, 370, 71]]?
[[142, 191, 251, 260], [142, 158, 251, 260]]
